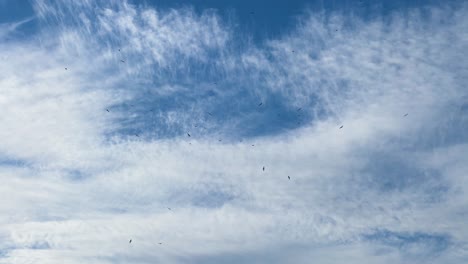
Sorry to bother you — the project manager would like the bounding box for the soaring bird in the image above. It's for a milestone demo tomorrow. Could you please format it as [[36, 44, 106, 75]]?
[[129, 239, 132, 243], [121, 60, 125, 63], [65, 67, 68, 70], [288, 176, 290, 180], [297, 107, 302, 111], [404, 113, 408, 117], [339, 125, 343, 129], [207, 112, 213, 116], [258, 102, 263, 106], [167, 207, 171, 210], [263, 166, 265, 171], [106, 109, 110, 112], [187, 133, 191, 137]]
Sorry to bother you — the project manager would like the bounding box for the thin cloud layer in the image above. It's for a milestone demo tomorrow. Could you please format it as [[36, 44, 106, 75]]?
[[0, 0, 467, 263]]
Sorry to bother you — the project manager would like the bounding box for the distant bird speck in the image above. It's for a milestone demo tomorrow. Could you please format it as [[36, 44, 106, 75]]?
[[106, 109, 109, 112], [263, 166, 265, 171], [167, 208, 171, 210], [252, 144, 255, 146], [297, 107, 302, 111], [121, 60, 125, 63], [207, 112, 212, 116], [187, 133, 191, 137], [258, 102, 263, 106], [404, 113, 408, 117], [64, 67, 68, 70], [339, 125, 343, 129], [158, 242, 162, 245], [129, 239, 132, 243], [288, 176, 290, 180]]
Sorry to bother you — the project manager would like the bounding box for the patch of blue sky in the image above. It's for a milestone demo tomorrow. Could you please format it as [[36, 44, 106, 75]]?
[[363, 229, 451, 257], [0, 155, 30, 168]]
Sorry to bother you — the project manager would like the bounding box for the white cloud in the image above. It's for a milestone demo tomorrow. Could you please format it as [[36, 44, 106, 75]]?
[[0, 0, 467, 263]]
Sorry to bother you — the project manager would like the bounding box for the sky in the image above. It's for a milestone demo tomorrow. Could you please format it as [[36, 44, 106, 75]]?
[[0, 0, 467, 263]]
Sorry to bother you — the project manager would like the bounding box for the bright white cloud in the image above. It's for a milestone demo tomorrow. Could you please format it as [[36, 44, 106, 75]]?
[[0, 0, 467, 263]]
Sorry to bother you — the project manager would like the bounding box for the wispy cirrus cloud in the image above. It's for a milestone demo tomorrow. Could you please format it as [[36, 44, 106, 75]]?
[[0, 0, 467, 263]]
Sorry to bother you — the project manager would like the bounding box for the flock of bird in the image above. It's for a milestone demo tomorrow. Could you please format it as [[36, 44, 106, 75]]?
[[64, 32, 409, 245]]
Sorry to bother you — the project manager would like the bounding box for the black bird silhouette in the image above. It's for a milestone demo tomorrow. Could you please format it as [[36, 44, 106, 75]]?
[[404, 113, 408, 117], [129, 239, 132, 243], [187, 133, 191, 137], [288, 176, 290, 180], [65, 67, 68, 70], [106, 109, 109, 112], [118, 49, 121, 52], [297, 108, 302, 111], [167, 207, 171, 210], [263, 166, 265, 171], [135, 134, 139, 137], [258, 102, 263, 106], [121, 60, 125, 63], [339, 125, 343, 129], [158, 242, 162, 245], [252, 144, 255, 146], [207, 112, 213, 116]]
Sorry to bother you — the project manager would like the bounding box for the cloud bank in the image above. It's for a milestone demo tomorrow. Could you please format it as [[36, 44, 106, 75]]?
[[0, 0, 467, 263]]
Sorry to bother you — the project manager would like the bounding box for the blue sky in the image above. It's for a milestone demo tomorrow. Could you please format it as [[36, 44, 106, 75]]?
[[0, 0, 468, 263]]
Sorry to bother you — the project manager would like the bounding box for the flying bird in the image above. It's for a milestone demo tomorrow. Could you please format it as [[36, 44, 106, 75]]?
[[404, 113, 408, 117], [167, 207, 171, 210], [64, 67, 68, 70], [187, 133, 191, 137], [297, 107, 302, 111], [106, 109, 109, 112], [252, 144, 255, 146], [118, 49, 121, 52], [207, 112, 213, 116], [121, 60, 125, 63], [339, 125, 343, 129], [158, 242, 162, 245], [129, 239, 132, 243], [263, 166, 265, 171], [258, 102, 263, 106], [288, 176, 290, 180]]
